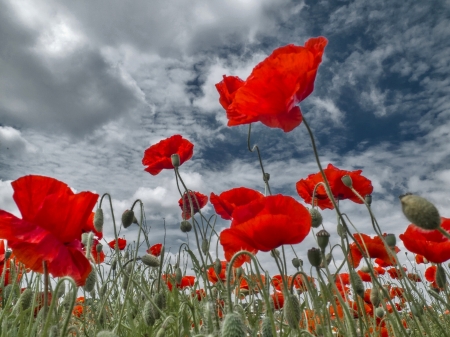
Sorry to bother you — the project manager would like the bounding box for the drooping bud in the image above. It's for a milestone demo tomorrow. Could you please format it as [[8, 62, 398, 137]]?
[[180, 220, 192, 233], [365, 194, 372, 206], [310, 208, 323, 228], [384, 233, 396, 248], [96, 243, 103, 253], [175, 267, 183, 285], [84, 267, 97, 293], [141, 254, 160, 268], [143, 300, 156, 326], [399, 194, 441, 230], [202, 239, 209, 255], [436, 264, 447, 289], [341, 175, 353, 188], [284, 293, 301, 330], [307, 248, 322, 267], [122, 209, 135, 229], [375, 307, 385, 318], [350, 270, 364, 298], [111, 258, 117, 271], [94, 208, 104, 233], [337, 222, 346, 237], [171, 154, 180, 168], [370, 287, 380, 307], [214, 258, 222, 277], [81, 232, 93, 247], [221, 312, 246, 337], [316, 229, 330, 250], [292, 258, 303, 269]]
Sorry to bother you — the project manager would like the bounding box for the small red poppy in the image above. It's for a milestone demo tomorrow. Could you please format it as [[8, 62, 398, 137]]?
[[296, 164, 373, 210], [107, 238, 127, 251], [210, 187, 264, 220], [216, 37, 328, 132], [178, 191, 208, 220], [142, 135, 194, 175], [0, 175, 97, 286], [425, 266, 436, 282], [400, 217, 450, 263], [270, 291, 284, 310], [415, 254, 427, 264], [348, 233, 399, 268], [162, 274, 195, 291], [387, 267, 406, 279], [73, 305, 83, 317], [207, 261, 227, 284], [147, 243, 163, 257], [219, 194, 311, 267]]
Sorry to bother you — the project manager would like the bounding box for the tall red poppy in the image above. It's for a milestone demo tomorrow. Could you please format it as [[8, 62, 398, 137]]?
[[400, 217, 450, 263], [210, 187, 264, 220], [348, 233, 399, 268], [215, 37, 328, 132], [108, 238, 127, 251], [147, 243, 163, 257], [296, 164, 373, 210], [142, 135, 194, 175], [0, 175, 97, 285], [178, 191, 208, 220], [220, 194, 311, 267]]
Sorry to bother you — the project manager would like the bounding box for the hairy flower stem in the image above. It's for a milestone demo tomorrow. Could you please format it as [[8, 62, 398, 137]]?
[[43, 261, 49, 321], [247, 124, 272, 195]]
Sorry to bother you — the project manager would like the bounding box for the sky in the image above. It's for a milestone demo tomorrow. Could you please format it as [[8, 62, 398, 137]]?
[[1, 0, 450, 276]]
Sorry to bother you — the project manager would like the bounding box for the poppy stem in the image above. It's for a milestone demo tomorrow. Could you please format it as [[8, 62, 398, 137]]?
[[438, 226, 450, 240], [247, 124, 272, 195], [43, 260, 49, 320]]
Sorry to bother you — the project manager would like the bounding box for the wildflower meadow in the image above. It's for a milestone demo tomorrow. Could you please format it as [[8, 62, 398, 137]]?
[[1, 36, 450, 337]]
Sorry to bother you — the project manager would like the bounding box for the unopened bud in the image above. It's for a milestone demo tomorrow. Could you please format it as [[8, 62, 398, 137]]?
[[384, 233, 396, 248], [310, 208, 323, 228], [365, 194, 372, 206], [350, 270, 364, 298], [337, 222, 346, 237], [400, 194, 441, 230], [94, 208, 104, 233], [122, 210, 135, 229], [375, 307, 385, 318], [201, 239, 209, 254], [370, 288, 380, 307], [221, 313, 246, 337], [180, 220, 192, 233], [436, 264, 447, 289], [263, 173, 270, 182], [316, 229, 330, 250], [284, 293, 301, 330], [96, 243, 103, 253], [171, 154, 180, 168], [270, 249, 280, 258], [143, 300, 155, 326], [141, 254, 160, 267], [292, 258, 302, 269], [307, 248, 322, 267], [214, 259, 222, 277], [175, 267, 182, 285], [341, 175, 352, 188], [84, 267, 97, 293]]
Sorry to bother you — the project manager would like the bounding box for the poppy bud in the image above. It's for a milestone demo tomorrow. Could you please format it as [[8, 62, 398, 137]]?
[[122, 210, 135, 229], [153, 292, 166, 319], [141, 254, 160, 267], [316, 229, 330, 250], [284, 293, 301, 330], [375, 307, 385, 318], [341, 175, 353, 188], [175, 267, 182, 285], [97, 331, 119, 337], [124, 251, 130, 260], [143, 300, 155, 326], [384, 233, 396, 248], [436, 264, 447, 289], [370, 288, 380, 307], [261, 316, 273, 337], [399, 194, 441, 230], [263, 173, 270, 182], [235, 267, 243, 279], [350, 270, 364, 298], [201, 239, 209, 254], [180, 220, 192, 232], [4, 285, 13, 302], [171, 154, 180, 168], [221, 312, 246, 337], [410, 303, 423, 317], [111, 258, 117, 271], [309, 208, 323, 228], [212, 258, 222, 277], [307, 248, 322, 267], [81, 232, 93, 247], [84, 268, 97, 293], [94, 208, 104, 233], [360, 265, 371, 273], [365, 194, 372, 206], [337, 222, 346, 237], [292, 257, 303, 268], [96, 243, 103, 253], [270, 249, 280, 258]]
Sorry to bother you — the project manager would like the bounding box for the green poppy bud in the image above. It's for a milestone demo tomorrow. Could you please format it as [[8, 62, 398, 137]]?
[[375, 307, 385, 318], [221, 313, 246, 337], [292, 257, 302, 268], [310, 208, 323, 228], [384, 233, 396, 248], [122, 209, 135, 229], [400, 194, 440, 230], [141, 254, 160, 267], [350, 270, 364, 298], [171, 154, 180, 168], [307, 248, 322, 267], [175, 267, 182, 285], [341, 175, 352, 188], [143, 300, 155, 326], [214, 258, 222, 277], [201, 239, 209, 254], [365, 194, 372, 206], [96, 243, 103, 253], [284, 293, 301, 330], [261, 316, 274, 337], [94, 208, 104, 233], [370, 288, 380, 307], [436, 264, 447, 289], [180, 220, 192, 232], [84, 267, 97, 293]]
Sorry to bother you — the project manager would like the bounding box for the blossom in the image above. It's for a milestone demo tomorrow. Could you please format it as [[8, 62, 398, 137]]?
[[210, 187, 263, 220], [162, 274, 195, 291], [296, 164, 373, 210], [207, 261, 227, 284], [399, 217, 450, 263], [178, 191, 208, 220], [142, 135, 194, 175], [73, 305, 83, 317], [348, 233, 399, 268], [220, 194, 311, 267], [107, 238, 127, 251], [425, 266, 436, 282], [215, 37, 328, 132], [271, 291, 284, 310], [236, 274, 265, 297], [0, 175, 98, 285], [147, 243, 163, 257]]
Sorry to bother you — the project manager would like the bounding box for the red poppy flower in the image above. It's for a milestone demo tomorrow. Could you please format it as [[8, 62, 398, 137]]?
[[73, 305, 83, 317], [237, 274, 265, 297], [210, 187, 264, 220], [407, 273, 421, 282], [162, 274, 195, 291], [415, 254, 428, 264], [387, 267, 406, 280], [178, 191, 208, 220], [425, 266, 436, 282], [373, 265, 386, 275], [348, 233, 399, 268], [270, 291, 284, 310], [291, 274, 316, 293], [296, 164, 373, 210], [357, 270, 372, 282], [107, 238, 127, 251], [400, 217, 450, 263], [142, 135, 194, 175], [220, 194, 311, 267], [193, 289, 206, 301], [215, 37, 328, 132], [147, 243, 163, 257], [0, 175, 98, 285], [207, 261, 227, 284]]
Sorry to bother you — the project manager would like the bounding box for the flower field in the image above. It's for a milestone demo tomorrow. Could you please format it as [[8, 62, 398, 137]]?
[[1, 37, 450, 337]]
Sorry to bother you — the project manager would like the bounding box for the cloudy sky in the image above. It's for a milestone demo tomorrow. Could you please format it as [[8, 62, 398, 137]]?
[[1, 0, 449, 275]]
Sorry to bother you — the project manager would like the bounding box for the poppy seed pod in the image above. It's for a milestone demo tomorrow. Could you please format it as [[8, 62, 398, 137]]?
[[141, 254, 160, 267], [384, 233, 396, 248], [309, 208, 323, 228], [365, 194, 372, 206], [307, 248, 322, 267], [436, 265, 447, 289], [375, 307, 385, 318], [370, 288, 381, 307], [122, 209, 135, 228], [94, 208, 104, 233], [284, 293, 301, 330], [4, 250, 12, 260], [316, 229, 330, 250], [221, 312, 246, 337], [180, 220, 192, 232], [400, 194, 441, 230], [341, 175, 353, 188], [171, 154, 180, 168], [96, 243, 103, 253], [292, 257, 303, 268], [263, 173, 270, 182], [270, 249, 280, 258]]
